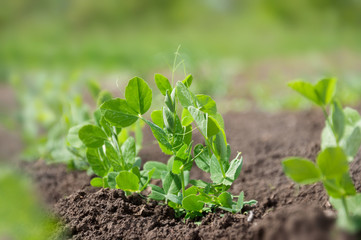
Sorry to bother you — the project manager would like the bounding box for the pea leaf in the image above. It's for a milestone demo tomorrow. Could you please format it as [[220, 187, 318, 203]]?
[[193, 144, 211, 173], [223, 154, 243, 186], [163, 107, 175, 133], [182, 74, 193, 88], [345, 126, 361, 160], [176, 81, 198, 108], [182, 194, 204, 211], [143, 161, 167, 179], [116, 171, 139, 192], [155, 74, 172, 96], [105, 142, 122, 171], [282, 157, 321, 184], [331, 100, 345, 142], [106, 172, 118, 189], [314, 78, 336, 105], [188, 106, 208, 138], [172, 160, 183, 175], [90, 177, 103, 187], [181, 108, 194, 126], [79, 124, 108, 148], [125, 77, 152, 115], [142, 118, 172, 151], [67, 124, 87, 148], [317, 147, 348, 179], [344, 107, 361, 125], [86, 148, 107, 177], [121, 136, 136, 166], [165, 90, 175, 112], [218, 192, 233, 208], [148, 184, 166, 201], [210, 154, 224, 184], [196, 94, 217, 115], [288, 80, 321, 106], [151, 110, 163, 128], [207, 116, 221, 137], [101, 99, 139, 127]]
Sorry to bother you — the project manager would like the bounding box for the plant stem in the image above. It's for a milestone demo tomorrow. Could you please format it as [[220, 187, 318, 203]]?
[[180, 170, 186, 197]]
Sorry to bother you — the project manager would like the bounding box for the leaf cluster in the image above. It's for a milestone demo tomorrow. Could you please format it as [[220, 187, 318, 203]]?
[[284, 78, 361, 232]]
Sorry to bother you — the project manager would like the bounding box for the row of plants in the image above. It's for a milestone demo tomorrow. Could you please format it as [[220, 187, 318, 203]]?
[[283, 78, 361, 233], [68, 74, 257, 218]]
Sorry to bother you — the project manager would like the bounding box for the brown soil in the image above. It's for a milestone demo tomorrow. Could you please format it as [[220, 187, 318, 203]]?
[[22, 160, 91, 205], [30, 109, 361, 239]]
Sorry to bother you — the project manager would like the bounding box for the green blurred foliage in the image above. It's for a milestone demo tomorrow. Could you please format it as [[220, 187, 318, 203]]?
[[0, 166, 57, 240]]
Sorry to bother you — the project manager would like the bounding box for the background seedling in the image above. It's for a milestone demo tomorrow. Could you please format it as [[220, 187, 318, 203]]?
[[77, 77, 154, 195], [283, 78, 361, 233]]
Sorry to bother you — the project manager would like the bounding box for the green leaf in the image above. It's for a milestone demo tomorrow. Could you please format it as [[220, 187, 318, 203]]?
[[223, 154, 243, 185], [214, 113, 225, 129], [139, 168, 155, 192], [189, 179, 209, 188], [151, 110, 163, 128], [67, 124, 87, 148], [181, 108, 194, 126], [101, 98, 139, 127], [125, 77, 152, 115], [207, 116, 221, 137], [163, 107, 175, 132], [184, 186, 198, 197], [165, 90, 175, 112], [321, 123, 337, 150], [194, 144, 211, 173], [143, 161, 167, 179], [86, 148, 107, 177], [176, 81, 197, 108], [237, 191, 244, 210], [288, 80, 321, 106], [218, 192, 233, 208], [182, 74, 193, 88], [79, 124, 108, 148], [314, 78, 336, 105], [116, 171, 139, 192], [162, 172, 181, 195], [105, 142, 122, 171], [282, 157, 321, 184], [196, 94, 217, 115], [121, 137, 136, 166], [183, 124, 192, 145], [142, 118, 172, 151], [344, 107, 361, 125], [106, 172, 118, 189], [210, 154, 224, 184], [345, 126, 361, 160], [182, 194, 204, 211], [155, 74, 172, 96], [90, 177, 103, 187], [317, 147, 348, 179], [331, 100, 345, 142], [148, 184, 166, 201], [172, 160, 183, 175], [188, 106, 208, 138], [212, 130, 228, 162]]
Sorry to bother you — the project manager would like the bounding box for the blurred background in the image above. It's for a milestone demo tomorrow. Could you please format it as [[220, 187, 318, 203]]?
[[0, 1, 361, 238]]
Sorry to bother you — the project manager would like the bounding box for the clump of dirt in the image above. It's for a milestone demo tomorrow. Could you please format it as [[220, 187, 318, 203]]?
[[22, 160, 91, 205]]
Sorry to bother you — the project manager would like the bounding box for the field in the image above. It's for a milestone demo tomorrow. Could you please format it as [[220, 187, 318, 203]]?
[[1, 1, 361, 240]]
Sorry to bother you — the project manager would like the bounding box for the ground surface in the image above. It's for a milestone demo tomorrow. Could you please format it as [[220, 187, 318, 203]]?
[[21, 108, 361, 239]]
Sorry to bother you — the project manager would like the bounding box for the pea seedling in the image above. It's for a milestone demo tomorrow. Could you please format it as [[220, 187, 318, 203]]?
[[144, 74, 256, 218], [282, 78, 361, 232], [77, 77, 154, 195]]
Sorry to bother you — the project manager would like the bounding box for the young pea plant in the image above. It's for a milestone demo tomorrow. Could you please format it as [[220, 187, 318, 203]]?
[[143, 73, 256, 218], [282, 78, 361, 233], [76, 77, 154, 196]]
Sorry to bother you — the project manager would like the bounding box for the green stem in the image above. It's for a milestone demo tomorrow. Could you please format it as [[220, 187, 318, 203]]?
[[180, 170, 186, 197]]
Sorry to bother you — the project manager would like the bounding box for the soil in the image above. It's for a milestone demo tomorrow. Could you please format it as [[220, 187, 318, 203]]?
[[26, 109, 361, 239]]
